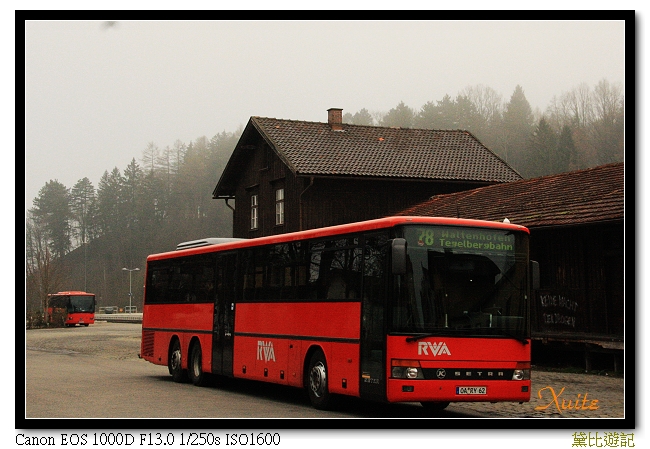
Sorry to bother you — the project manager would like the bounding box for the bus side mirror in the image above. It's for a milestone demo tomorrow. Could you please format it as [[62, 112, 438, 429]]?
[[530, 260, 540, 290], [391, 238, 407, 275]]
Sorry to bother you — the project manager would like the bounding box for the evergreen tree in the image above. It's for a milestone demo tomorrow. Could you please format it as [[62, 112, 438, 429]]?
[[500, 85, 535, 170], [207, 131, 239, 235], [380, 101, 415, 128], [415, 95, 459, 130], [433, 94, 458, 129], [123, 158, 144, 230], [173, 138, 210, 234], [454, 94, 480, 131], [523, 118, 556, 178], [70, 177, 96, 247], [97, 167, 125, 235], [31, 180, 71, 259], [137, 170, 166, 254], [343, 108, 374, 126], [413, 101, 437, 129], [555, 124, 577, 174]]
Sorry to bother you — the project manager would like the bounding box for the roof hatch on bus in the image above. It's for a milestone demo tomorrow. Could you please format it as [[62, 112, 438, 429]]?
[[176, 238, 246, 251]]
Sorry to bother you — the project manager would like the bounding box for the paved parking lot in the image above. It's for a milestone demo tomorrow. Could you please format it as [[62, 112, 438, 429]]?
[[25, 321, 627, 420]]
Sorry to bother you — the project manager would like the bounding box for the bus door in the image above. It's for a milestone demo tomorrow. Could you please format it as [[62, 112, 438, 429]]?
[[212, 253, 237, 376], [359, 234, 389, 401]]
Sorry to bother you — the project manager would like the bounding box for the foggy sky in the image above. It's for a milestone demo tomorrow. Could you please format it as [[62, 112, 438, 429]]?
[[24, 19, 626, 213]]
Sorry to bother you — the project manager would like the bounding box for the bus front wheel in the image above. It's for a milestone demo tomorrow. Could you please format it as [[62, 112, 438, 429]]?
[[188, 343, 209, 387], [169, 339, 187, 383], [307, 350, 332, 410]]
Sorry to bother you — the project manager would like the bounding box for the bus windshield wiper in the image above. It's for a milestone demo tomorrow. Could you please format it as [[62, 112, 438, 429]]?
[[404, 330, 460, 342], [404, 329, 528, 344]]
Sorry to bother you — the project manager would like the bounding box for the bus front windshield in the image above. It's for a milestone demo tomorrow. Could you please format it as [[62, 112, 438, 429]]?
[[392, 225, 530, 339], [69, 295, 95, 313]]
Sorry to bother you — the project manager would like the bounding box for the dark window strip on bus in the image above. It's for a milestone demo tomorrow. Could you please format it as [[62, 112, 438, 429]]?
[[141, 327, 213, 335], [233, 298, 360, 304], [234, 332, 360, 345], [145, 232, 391, 305]]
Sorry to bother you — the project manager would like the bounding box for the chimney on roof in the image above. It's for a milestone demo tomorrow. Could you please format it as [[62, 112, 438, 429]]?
[[327, 108, 343, 131]]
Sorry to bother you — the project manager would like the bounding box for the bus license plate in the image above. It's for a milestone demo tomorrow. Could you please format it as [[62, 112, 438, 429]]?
[[456, 386, 487, 395]]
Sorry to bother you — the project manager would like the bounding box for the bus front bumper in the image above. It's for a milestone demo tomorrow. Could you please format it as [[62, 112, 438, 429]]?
[[386, 378, 531, 403]]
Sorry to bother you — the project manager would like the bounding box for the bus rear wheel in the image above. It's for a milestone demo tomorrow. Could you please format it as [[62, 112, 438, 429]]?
[[169, 339, 187, 383], [307, 350, 332, 410], [188, 343, 209, 387]]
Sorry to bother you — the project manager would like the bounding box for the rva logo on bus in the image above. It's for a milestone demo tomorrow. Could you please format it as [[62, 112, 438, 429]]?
[[257, 341, 276, 362], [418, 341, 451, 356]]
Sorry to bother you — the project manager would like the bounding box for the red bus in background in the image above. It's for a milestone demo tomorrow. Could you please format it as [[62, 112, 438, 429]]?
[[48, 291, 96, 327], [140, 216, 539, 412]]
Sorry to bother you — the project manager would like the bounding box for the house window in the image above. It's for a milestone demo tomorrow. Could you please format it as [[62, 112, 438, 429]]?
[[251, 194, 259, 230], [275, 188, 285, 225]]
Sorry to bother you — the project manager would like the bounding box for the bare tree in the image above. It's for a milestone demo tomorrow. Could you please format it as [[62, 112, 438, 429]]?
[[591, 79, 625, 164], [566, 82, 594, 129], [545, 94, 574, 130], [461, 84, 503, 127], [545, 80, 624, 169], [141, 141, 159, 174], [26, 212, 65, 326]]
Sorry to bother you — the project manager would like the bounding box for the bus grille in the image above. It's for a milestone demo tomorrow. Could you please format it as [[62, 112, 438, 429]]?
[[141, 330, 155, 358]]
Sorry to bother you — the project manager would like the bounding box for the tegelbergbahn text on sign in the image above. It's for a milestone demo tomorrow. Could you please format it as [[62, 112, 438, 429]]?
[[140, 216, 536, 412]]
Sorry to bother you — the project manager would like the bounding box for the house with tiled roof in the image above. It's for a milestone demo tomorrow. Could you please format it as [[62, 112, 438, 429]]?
[[213, 108, 521, 238], [397, 162, 625, 370]]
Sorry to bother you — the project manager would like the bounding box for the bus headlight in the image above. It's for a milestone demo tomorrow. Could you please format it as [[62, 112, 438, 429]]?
[[391, 360, 424, 379], [405, 367, 419, 378], [512, 362, 531, 380]]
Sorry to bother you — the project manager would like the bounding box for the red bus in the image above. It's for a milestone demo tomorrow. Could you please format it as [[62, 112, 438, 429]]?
[[140, 216, 539, 411], [48, 291, 96, 327]]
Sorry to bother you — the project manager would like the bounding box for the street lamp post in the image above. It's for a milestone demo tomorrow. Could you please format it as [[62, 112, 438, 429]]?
[[122, 267, 140, 313]]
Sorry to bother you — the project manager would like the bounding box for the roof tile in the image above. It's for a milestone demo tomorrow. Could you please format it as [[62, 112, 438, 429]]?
[[251, 117, 521, 182], [396, 162, 624, 227]]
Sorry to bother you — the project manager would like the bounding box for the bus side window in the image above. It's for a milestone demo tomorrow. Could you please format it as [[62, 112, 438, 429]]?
[[308, 240, 361, 300], [308, 248, 323, 299], [241, 249, 260, 301], [295, 264, 308, 298]]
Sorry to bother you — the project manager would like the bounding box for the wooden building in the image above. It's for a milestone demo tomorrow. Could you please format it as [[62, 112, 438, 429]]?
[[397, 162, 625, 371], [213, 108, 521, 238]]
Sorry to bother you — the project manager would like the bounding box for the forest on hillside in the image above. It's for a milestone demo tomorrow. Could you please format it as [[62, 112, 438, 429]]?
[[25, 80, 624, 320]]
